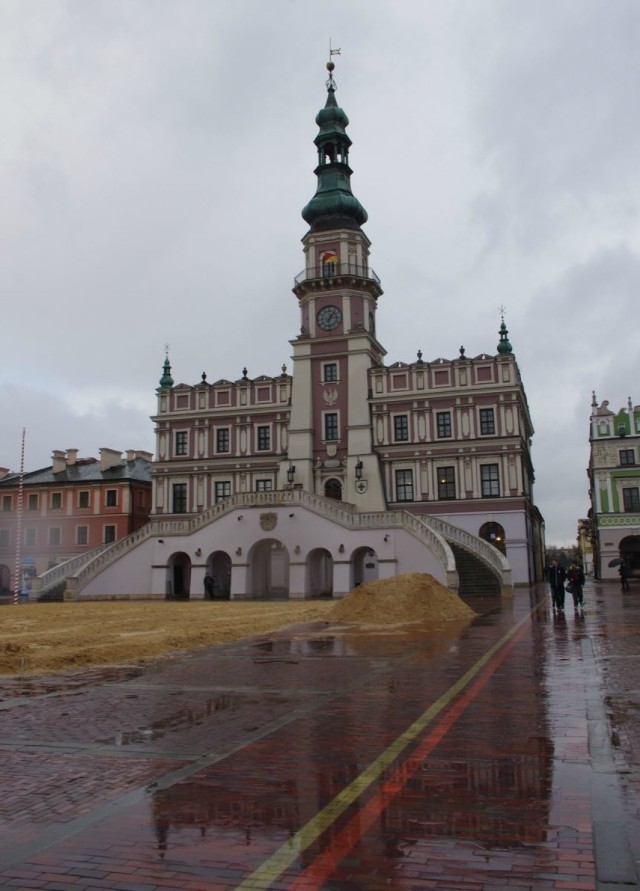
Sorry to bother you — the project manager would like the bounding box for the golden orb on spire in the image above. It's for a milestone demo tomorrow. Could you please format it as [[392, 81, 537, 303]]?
[[326, 60, 335, 72]]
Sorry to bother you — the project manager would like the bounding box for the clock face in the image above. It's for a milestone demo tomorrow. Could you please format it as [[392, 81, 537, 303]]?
[[317, 305, 342, 331]]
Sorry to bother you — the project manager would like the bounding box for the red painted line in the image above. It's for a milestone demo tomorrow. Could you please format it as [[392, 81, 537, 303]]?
[[287, 616, 531, 890]]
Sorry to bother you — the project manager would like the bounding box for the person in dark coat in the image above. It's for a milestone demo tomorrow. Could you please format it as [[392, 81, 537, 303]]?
[[619, 561, 631, 592], [548, 559, 567, 612], [566, 562, 585, 610]]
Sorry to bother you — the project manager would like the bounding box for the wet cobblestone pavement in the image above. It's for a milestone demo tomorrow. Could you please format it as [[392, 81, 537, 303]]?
[[0, 580, 638, 890]]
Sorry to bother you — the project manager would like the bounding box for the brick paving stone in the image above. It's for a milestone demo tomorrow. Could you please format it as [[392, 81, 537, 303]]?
[[0, 583, 638, 889]]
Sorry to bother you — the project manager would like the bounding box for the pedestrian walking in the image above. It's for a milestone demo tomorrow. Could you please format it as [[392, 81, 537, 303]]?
[[566, 561, 585, 610], [619, 561, 631, 592], [547, 559, 566, 612]]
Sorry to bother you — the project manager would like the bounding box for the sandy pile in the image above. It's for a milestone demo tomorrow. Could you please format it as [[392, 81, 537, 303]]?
[[0, 600, 334, 677], [0, 575, 473, 676], [328, 573, 475, 625]]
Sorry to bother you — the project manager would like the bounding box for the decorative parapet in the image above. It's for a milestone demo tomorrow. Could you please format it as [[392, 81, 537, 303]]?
[[40, 489, 515, 597], [598, 515, 640, 528]]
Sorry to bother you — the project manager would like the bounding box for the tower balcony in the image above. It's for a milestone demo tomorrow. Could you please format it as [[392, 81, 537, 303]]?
[[293, 264, 382, 298]]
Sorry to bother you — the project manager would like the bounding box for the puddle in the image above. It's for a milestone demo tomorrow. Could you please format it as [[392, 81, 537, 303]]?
[[94, 693, 242, 745]]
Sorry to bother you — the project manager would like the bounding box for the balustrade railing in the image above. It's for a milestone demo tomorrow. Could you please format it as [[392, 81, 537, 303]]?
[[294, 264, 380, 286], [37, 490, 514, 596], [422, 515, 512, 586]]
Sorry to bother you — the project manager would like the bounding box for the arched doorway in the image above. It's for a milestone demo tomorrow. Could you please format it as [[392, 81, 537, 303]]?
[[324, 478, 342, 500], [0, 563, 11, 593], [620, 536, 640, 575], [204, 551, 231, 599], [307, 548, 333, 597], [351, 546, 379, 589], [479, 522, 506, 555], [166, 552, 191, 600], [248, 539, 290, 599]]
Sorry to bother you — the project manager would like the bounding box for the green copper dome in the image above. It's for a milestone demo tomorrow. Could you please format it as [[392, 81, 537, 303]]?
[[302, 74, 368, 232], [159, 355, 174, 388], [497, 320, 513, 355]]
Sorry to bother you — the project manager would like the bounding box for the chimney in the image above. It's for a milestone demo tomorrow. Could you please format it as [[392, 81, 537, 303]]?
[[126, 450, 135, 462], [0, 468, 10, 480], [66, 449, 78, 466], [99, 448, 122, 472], [52, 450, 66, 473]]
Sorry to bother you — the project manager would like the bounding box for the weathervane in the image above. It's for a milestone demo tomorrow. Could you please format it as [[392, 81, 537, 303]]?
[[498, 304, 507, 321], [326, 39, 341, 89]]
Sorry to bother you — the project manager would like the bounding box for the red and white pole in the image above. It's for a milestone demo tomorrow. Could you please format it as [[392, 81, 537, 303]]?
[[12, 428, 25, 605]]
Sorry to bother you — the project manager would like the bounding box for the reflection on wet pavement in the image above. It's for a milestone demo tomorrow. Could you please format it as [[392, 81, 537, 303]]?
[[0, 582, 638, 890]]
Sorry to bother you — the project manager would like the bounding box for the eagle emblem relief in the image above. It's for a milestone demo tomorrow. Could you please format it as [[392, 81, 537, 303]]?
[[323, 388, 338, 406]]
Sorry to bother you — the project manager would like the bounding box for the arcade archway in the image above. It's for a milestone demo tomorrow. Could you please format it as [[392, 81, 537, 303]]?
[[248, 539, 290, 599], [351, 546, 379, 589], [204, 551, 231, 599], [166, 552, 191, 600], [620, 536, 640, 574], [307, 547, 333, 597]]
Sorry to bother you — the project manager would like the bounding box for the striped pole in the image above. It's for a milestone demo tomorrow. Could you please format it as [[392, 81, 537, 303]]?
[[12, 428, 25, 605]]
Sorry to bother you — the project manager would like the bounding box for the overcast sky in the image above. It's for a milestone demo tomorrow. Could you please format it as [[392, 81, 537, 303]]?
[[1, 0, 638, 547]]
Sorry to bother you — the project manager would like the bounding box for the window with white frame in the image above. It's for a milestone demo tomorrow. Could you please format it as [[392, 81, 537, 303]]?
[[172, 483, 187, 513], [256, 479, 273, 492], [480, 464, 500, 497], [78, 491, 90, 509], [50, 492, 62, 510], [48, 527, 61, 546], [27, 494, 38, 511], [104, 525, 116, 543], [437, 466, 456, 500], [436, 411, 452, 438], [257, 426, 271, 451], [395, 468, 414, 502], [323, 362, 338, 382], [394, 414, 409, 442], [215, 481, 231, 503], [1, 496, 11, 512], [216, 428, 230, 453], [76, 526, 89, 545], [25, 528, 36, 547], [479, 408, 496, 435], [175, 431, 188, 456], [324, 412, 339, 441], [0, 529, 9, 547], [106, 489, 117, 507]]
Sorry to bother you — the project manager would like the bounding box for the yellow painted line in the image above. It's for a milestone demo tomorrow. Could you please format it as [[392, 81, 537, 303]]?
[[235, 603, 537, 890]]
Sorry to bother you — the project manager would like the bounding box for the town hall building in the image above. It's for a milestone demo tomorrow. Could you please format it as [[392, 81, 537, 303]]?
[[34, 62, 544, 603]]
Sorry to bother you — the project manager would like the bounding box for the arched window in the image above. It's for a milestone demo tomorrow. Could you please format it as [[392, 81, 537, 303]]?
[[324, 478, 342, 501], [479, 522, 506, 555]]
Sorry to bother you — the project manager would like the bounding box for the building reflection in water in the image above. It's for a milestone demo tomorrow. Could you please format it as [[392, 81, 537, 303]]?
[[149, 615, 554, 881]]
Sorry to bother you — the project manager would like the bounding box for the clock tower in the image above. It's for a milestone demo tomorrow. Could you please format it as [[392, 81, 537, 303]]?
[[286, 62, 386, 509]]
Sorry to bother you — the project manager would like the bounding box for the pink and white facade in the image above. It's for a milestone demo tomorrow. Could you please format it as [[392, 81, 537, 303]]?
[[43, 66, 544, 602]]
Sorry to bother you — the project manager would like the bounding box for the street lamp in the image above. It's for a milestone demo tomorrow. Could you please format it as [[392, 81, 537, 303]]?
[[355, 458, 363, 480], [287, 463, 296, 485]]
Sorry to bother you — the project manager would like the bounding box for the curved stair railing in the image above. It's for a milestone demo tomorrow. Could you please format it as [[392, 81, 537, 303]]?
[[421, 515, 512, 592], [31, 544, 112, 597], [48, 490, 460, 597]]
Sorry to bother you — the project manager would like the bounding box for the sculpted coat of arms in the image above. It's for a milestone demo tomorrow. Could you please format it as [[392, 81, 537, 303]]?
[[260, 512, 278, 532]]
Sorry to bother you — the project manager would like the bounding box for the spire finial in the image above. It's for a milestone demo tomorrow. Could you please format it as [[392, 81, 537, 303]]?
[[326, 40, 341, 90], [159, 345, 174, 388], [497, 308, 513, 356]]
